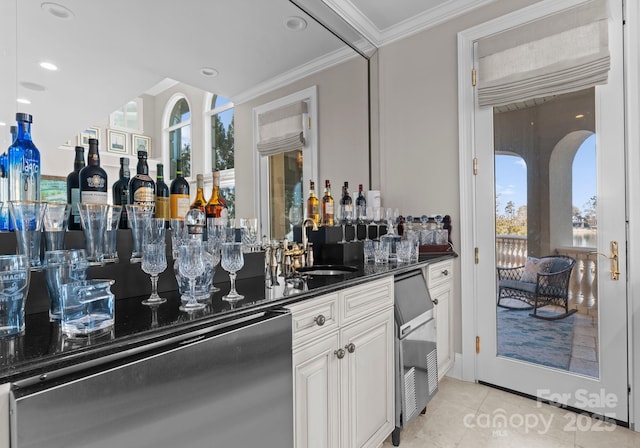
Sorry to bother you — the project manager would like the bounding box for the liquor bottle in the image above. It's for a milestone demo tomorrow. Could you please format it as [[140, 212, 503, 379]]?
[[321, 179, 334, 226], [155, 163, 170, 223], [356, 183, 367, 222], [306, 180, 320, 225], [79, 138, 108, 204], [67, 146, 86, 230], [205, 170, 228, 225], [8, 113, 41, 203], [169, 158, 190, 220], [340, 181, 353, 223], [190, 174, 206, 212], [129, 150, 155, 208], [0, 127, 15, 231], [112, 157, 130, 229]]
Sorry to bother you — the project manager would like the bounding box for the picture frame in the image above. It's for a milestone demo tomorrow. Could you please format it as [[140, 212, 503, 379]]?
[[107, 129, 128, 154], [132, 134, 151, 156], [77, 127, 100, 148], [41, 175, 68, 203]]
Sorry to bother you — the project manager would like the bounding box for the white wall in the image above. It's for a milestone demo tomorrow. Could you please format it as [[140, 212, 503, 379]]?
[[377, 0, 541, 355]]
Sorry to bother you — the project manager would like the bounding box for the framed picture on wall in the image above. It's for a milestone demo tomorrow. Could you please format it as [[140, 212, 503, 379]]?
[[107, 129, 128, 154], [41, 175, 68, 203], [77, 127, 100, 148], [132, 134, 151, 156]]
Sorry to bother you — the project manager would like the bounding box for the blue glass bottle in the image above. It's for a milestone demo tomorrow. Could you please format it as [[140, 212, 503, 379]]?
[[8, 113, 41, 203], [0, 127, 14, 231]]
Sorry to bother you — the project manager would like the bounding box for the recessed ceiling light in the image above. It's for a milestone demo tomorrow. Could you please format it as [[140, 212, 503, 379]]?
[[41, 2, 75, 20], [575, 114, 585, 119], [284, 16, 307, 31], [17, 98, 31, 105], [0, 122, 6, 127], [39, 61, 58, 71], [21, 82, 46, 92], [200, 67, 219, 77]]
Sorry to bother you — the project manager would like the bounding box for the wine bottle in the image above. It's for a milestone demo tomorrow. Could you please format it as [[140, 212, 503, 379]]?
[[169, 158, 190, 220], [306, 180, 320, 225], [8, 113, 41, 203], [190, 174, 206, 212], [79, 138, 107, 204], [67, 146, 86, 230], [155, 163, 170, 223], [340, 181, 353, 223], [129, 150, 155, 208], [356, 183, 367, 222], [205, 170, 228, 225], [112, 157, 130, 229], [321, 179, 334, 226]]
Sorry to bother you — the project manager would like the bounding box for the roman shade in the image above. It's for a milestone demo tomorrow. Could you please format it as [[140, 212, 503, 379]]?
[[256, 101, 307, 156], [477, 0, 610, 108]]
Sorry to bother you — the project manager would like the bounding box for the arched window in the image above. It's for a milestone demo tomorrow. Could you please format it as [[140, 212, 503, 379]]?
[[206, 94, 235, 217], [494, 154, 527, 236], [572, 134, 597, 247], [166, 97, 191, 179]]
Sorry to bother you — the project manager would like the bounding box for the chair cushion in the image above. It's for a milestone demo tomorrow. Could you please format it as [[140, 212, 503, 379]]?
[[550, 257, 570, 273], [520, 257, 554, 283], [499, 279, 538, 294]]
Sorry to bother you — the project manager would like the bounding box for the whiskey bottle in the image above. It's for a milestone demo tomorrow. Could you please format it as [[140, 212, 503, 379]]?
[[205, 170, 228, 225], [190, 174, 206, 212], [129, 150, 155, 208], [112, 157, 130, 229], [321, 179, 334, 226], [306, 180, 320, 225], [155, 163, 170, 222], [170, 158, 190, 220], [79, 138, 107, 204], [67, 146, 86, 229]]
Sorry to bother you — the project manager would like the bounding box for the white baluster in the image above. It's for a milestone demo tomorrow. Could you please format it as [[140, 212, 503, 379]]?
[[580, 257, 593, 308]]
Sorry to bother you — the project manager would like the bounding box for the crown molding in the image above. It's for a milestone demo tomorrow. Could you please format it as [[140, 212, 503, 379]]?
[[232, 46, 357, 105]]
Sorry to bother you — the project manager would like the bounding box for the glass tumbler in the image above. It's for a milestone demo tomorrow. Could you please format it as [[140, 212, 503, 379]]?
[[9, 201, 47, 269], [103, 205, 123, 262], [0, 255, 31, 337], [78, 203, 109, 265], [44, 249, 89, 321], [43, 202, 71, 252], [126, 204, 155, 263]]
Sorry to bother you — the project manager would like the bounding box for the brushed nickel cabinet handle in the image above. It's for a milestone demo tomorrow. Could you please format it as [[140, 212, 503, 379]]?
[[334, 348, 345, 359], [345, 343, 356, 353], [314, 315, 326, 326]]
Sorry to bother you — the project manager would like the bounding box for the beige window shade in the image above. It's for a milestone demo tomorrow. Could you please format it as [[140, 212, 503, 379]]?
[[257, 101, 307, 156], [477, 0, 610, 108]]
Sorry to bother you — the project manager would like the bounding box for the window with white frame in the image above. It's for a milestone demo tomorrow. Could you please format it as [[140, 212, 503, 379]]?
[[207, 94, 235, 217], [254, 86, 317, 240], [110, 98, 143, 132], [166, 97, 191, 179]]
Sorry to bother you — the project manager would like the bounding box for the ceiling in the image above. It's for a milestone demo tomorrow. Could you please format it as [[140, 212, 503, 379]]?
[[0, 0, 495, 150]]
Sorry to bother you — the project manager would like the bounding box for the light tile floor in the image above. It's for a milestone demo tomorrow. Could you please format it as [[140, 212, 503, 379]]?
[[381, 377, 640, 448]]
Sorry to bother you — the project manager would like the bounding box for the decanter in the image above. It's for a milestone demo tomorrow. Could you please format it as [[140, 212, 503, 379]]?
[[174, 208, 214, 300]]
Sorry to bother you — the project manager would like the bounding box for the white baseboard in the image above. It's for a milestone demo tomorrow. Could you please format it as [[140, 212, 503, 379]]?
[[445, 352, 463, 380]]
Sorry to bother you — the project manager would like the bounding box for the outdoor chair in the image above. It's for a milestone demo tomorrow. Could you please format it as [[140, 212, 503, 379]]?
[[497, 255, 577, 320]]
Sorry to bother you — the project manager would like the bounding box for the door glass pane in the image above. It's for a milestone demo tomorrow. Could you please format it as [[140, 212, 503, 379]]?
[[494, 88, 599, 378], [268, 150, 303, 240]]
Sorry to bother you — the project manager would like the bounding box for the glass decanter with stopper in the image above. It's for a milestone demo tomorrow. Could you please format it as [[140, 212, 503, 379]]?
[[173, 208, 215, 301], [380, 208, 401, 262]]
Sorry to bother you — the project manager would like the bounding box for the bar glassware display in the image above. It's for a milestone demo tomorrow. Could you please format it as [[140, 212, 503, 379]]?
[[9, 201, 47, 269], [0, 254, 31, 337], [78, 203, 109, 265]]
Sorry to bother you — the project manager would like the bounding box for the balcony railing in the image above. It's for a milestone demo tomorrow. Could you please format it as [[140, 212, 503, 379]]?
[[496, 235, 597, 312]]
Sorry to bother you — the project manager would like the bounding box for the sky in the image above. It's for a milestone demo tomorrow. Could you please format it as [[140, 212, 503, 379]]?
[[495, 134, 596, 215]]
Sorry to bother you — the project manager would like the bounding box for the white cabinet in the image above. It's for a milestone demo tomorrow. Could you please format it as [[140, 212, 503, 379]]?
[[288, 277, 394, 448], [425, 259, 454, 380]]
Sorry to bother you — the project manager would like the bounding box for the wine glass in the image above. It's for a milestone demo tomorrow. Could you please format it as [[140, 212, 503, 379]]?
[[206, 235, 222, 293], [221, 242, 245, 302], [178, 241, 206, 311], [141, 242, 167, 305], [361, 208, 373, 241], [336, 203, 347, 244]]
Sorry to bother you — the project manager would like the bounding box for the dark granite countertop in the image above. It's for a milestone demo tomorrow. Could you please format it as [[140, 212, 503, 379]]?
[[0, 252, 456, 383]]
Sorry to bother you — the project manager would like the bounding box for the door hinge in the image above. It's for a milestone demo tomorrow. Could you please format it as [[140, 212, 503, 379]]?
[[474, 247, 479, 264], [473, 157, 478, 175], [472, 68, 477, 87], [476, 336, 480, 354]]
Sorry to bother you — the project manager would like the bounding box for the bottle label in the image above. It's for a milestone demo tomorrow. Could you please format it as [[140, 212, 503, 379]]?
[[171, 195, 190, 219], [134, 187, 155, 207], [325, 202, 334, 215], [81, 190, 108, 204], [21, 154, 39, 199], [156, 196, 170, 220], [85, 174, 106, 190]]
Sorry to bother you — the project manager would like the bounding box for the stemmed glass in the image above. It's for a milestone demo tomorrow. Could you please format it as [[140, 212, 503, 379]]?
[[178, 241, 206, 311], [141, 218, 167, 306], [336, 203, 347, 244], [361, 208, 373, 241], [206, 226, 223, 293], [221, 242, 244, 302]]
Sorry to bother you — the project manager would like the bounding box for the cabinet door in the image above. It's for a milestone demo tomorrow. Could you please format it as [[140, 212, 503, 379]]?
[[340, 308, 394, 448], [432, 283, 453, 379], [293, 332, 341, 448]]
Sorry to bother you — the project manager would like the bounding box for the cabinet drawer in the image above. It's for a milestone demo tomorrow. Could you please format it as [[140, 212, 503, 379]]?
[[426, 259, 454, 289], [287, 293, 339, 347], [339, 277, 393, 325]]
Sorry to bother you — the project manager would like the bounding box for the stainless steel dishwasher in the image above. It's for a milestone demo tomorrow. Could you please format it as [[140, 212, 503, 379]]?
[[10, 310, 293, 448], [392, 270, 438, 446]]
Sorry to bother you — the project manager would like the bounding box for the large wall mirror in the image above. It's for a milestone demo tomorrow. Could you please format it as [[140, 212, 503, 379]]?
[[0, 0, 372, 236]]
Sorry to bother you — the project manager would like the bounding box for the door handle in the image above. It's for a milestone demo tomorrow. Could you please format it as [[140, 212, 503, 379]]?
[[589, 240, 620, 280]]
